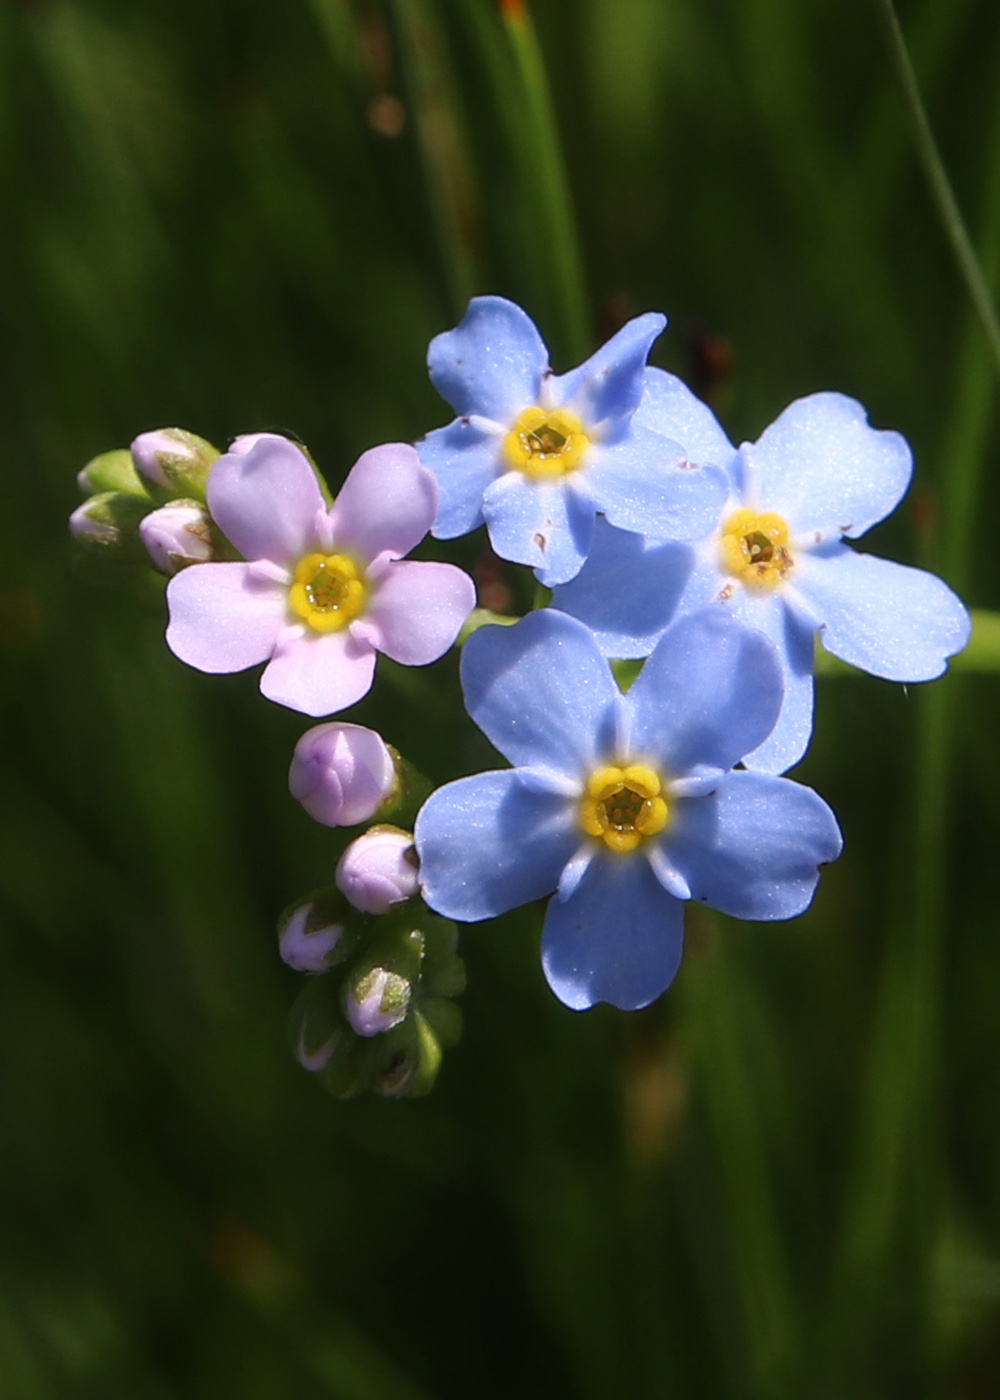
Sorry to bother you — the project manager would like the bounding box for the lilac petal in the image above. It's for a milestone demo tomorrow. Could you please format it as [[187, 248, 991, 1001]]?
[[795, 545, 970, 680], [165, 562, 284, 673], [542, 855, 684, 1010], [549, 313, 666, 429], [634, 367, 736, 469], [206, 434, 325, 565], [367, 560, 475, 665], [747, 393, 913, 539], [552, 518, 696, 659], [461, 609, 620, 775], [415, 769, 578, 922], [329, 443, 437, 564], [731, 590, 817, 775], [418, 418, 500, 538], [586, 426, 729, 541], [482, 473, 595, 586], [663, 771, 842, 920], [260, 629, 376, 717], [428, 296, 549, 421], [627, 609, 784, 775]]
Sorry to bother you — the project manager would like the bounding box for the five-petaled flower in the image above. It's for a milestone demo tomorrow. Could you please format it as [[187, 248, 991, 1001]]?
[[415, 609, 842, 1011], [553, 378, 971, 772], [165, 434, 476, 717], [417, 296, 728, 585]]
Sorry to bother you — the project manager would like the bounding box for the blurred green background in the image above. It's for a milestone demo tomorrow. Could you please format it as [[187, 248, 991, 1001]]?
[[2, 0, 999, 1394]]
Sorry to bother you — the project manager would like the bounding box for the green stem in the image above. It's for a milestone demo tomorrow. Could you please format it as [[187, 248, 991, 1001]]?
[[500, 0, 589, 362], [874, 0, 1000, 383]]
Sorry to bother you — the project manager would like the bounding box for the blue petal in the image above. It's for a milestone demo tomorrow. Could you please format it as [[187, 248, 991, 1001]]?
[[662, 771, 842, 920], [634, 367, 736, 468], [585, 425, 729, 540], [541, 854, 684, 1010], [482, 473, 595, 585], [627, 609, 784, 774], [795, 545, 971, 680], [552, 518, 696, 658], [548, 313, 666, 429], [729, 590, 817, 775], [461, 609, 621, 775], [415, 769, 578, 922], [747, 392, 912, 539], [418, 418, 499, 538], [428, 296, 549, 421]]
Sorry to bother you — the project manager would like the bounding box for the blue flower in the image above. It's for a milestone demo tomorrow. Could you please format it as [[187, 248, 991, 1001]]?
[[417, 297, 728, 586], [553, 375, 972, 772], [414, 609, 842, 1011]]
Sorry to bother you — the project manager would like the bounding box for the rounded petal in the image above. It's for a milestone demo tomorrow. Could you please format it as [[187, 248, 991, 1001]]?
[[634, 367, 736, 469], [367, 560, 476, 665], [206, 434, 325, 564], [260, 629, 376, 717], [627, 609, 784, 774], [549, 313, 666, 428], [585, 426, 729, 541], [795, 546, 971, 680], [329, 443, 437, 563], [461, 609, 621, 775], [730, 590, 817, 775], [482, 473, 595, 586], [418, 418, 500, 538], [541, 855, 684, 1010], [552, 519, 697, 658], [663, 771, 842, 920], [415, 770, 578, 922], [165, 562, 284, 673], [428, 296, 549, 421], [747, 393, 912, 538]]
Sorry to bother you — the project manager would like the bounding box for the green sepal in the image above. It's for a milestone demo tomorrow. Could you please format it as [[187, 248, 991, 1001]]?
[[70, 491, 151, 564], [77, 449, 149, 498]]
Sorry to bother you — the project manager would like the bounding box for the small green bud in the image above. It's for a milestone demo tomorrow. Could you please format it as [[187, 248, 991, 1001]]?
[[68, 491, 150, 563], [288, 978, 343, 1073], [368, 1009, 444, 1098], [77, 449, 149, 498], [130, 428, 220, 503]]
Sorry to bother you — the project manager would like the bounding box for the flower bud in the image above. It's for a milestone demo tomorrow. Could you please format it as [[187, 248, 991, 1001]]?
[[130, 428, 220, 502], [370, 1010, 444, 1098], [335, 826, 419, 914], [69, 492, 149, 562], [277, 890, 354, 973], [139, 499, 217, 575], [288, 723, 397, 827], [77, 449, 149, 498], [288, 979, 342, 1072], [345, 966, 411, 1037]]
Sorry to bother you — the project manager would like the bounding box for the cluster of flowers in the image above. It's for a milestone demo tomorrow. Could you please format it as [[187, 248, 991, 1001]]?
[[71, 295, 970, 1090]]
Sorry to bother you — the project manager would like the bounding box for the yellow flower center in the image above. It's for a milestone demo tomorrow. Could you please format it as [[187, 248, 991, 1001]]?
[[288, 553, 367, 633], [579, 764, 669, 854], [503, 407, 590, 480], [719, 508, 794, 591]]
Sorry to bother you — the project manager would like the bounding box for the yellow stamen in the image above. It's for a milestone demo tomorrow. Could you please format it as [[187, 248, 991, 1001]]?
[[579, 763, 669, 854], [288, 552, 367, 633], [719, 508, 793, 591], [503, 406, 590, 480]]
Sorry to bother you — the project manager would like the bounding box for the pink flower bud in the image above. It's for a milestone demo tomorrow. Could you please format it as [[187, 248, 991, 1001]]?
[[278, 902, 345, 973], [139, 500, 215, 575], [289, 723, 397, 827], [130, 427, 218, 500], [345, 967, 411, 1037], [335, 827, 419, 914]]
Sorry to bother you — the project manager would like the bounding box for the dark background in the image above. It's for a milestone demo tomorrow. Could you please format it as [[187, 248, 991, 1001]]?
[[1, 0, 999, 1394]]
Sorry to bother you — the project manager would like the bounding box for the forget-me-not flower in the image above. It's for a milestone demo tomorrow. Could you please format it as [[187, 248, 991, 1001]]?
[[417, 297, 728, 586], [166, 434, 476, 717], [553, 374, 971, 772], [415, 608, 842, 1011]]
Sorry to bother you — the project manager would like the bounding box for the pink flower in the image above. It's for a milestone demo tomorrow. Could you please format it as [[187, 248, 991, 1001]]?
[[165, 435, 476, 716]]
